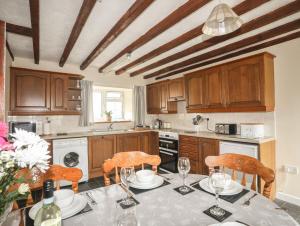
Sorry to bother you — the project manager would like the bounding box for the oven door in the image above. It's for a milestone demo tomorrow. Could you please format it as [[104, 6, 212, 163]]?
[[159, 138, 178, 150], [159, 148, 178, 173]]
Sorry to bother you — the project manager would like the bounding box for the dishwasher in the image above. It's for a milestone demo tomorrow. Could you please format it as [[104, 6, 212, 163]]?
[[219, 141, 259, 190]]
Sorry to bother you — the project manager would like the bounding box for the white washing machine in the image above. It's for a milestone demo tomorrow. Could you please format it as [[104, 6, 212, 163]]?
[[52, 137, 89, 186]]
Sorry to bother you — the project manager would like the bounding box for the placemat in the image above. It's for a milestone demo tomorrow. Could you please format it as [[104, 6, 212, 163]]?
[[192, 183, 249, 203], [173, 186, 195, 196], [116, 197, 140, 209], [129, 180, 171, 195], [203, 205, 232, 222]]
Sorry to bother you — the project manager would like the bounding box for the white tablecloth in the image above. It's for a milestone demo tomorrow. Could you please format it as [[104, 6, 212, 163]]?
[[62, 174, 298, 226]]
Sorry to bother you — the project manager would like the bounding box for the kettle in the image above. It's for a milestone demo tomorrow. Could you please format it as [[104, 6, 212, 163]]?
[[154, 119, 163, 129]]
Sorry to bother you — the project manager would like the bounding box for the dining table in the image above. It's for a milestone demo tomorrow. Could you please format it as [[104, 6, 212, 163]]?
[[4, 174, 299, 226]]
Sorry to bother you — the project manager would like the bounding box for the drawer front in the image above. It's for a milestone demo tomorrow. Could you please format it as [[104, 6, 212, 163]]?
[[180, 135, 198, 145]]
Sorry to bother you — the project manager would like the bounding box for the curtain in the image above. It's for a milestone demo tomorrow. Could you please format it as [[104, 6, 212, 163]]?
[[79, 80, 94, 127], [133, 86, 145, 127]]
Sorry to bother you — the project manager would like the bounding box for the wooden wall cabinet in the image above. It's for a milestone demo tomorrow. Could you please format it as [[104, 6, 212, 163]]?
[[10, 68, 51, 113], [88, 135, 115, 178], [146, 81, 177, 114], [185, 52, 275, 113], [10, 67, 83, 115], [168, 77, 185, 101]]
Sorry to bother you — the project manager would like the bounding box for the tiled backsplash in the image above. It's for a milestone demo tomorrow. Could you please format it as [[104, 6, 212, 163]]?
[[145, 101, 275, 137], [8, 115, 134, 135]]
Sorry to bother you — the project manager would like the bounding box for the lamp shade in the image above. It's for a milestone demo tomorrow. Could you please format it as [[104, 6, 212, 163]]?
[[202, 3, 242, 36]]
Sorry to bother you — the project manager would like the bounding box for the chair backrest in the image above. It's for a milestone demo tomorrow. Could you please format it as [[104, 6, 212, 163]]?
[[45, 165, 83, 193], [103, 151, 161, 186], [205, 153, 275, 198]]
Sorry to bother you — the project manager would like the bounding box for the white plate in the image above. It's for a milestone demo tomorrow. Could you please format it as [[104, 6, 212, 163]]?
[[199, 178, 243, 196], [209, 222, 244, 226], [130, 175, 164, 189], [29, 194, 87, 220]]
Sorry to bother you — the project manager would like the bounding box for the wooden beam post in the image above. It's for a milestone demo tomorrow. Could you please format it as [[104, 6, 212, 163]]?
[[59, 0, 97, 67], [6, 23, 32, 37], [29, 0, 40, 64], [80, 0, 155, 70], [0, 21, 5, 121], [6, 41, 14, 61]]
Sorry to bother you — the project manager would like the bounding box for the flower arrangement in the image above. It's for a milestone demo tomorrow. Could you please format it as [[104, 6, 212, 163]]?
[[0, 122, 51, 218], [105, 111, 112, 122]]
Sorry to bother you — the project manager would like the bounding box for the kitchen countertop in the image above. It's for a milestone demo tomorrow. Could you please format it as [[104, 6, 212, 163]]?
[[41, 128, 274, 144]]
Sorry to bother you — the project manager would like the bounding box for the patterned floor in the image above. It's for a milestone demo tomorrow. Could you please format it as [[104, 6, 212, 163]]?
[[76, 176, 300, 224]]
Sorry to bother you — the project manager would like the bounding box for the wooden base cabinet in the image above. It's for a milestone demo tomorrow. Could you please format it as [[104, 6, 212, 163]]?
[[88, 135, 115, 178], [179, 135, 219, 175]]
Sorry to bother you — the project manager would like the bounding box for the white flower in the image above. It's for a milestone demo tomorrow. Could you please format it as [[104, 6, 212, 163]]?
[[18, 183, 29, 195], [5, 160, 15, 169], [11, 129, 42, 149], [14, 139, 51, 172], [0, 151, 14, 162]]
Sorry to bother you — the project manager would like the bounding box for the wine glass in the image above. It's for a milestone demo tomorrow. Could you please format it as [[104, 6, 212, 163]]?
[[115, 202, 138, 226], [177, 157, 191, 193], [120, 167, 136, 206], [208, 169, 227, 216]]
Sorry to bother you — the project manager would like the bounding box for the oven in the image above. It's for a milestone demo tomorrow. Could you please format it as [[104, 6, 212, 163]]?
[[158, 131, 179, 173]]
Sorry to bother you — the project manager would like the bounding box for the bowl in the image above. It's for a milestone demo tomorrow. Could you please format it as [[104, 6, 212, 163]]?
[[136, 170, 155, 184], [54, 189, 74, 209]]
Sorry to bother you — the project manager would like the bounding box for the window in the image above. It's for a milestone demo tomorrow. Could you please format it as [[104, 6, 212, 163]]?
[[93, 86, 133, 122]]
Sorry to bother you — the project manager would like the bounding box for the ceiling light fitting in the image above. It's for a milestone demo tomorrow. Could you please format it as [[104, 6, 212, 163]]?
[[202, 3, 242, 36]]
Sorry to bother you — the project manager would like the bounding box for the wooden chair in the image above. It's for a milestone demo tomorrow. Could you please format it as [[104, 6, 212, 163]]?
[[45, 164, 83, 193], [205, 153, 275, 199], [103, 151, 161, 186]]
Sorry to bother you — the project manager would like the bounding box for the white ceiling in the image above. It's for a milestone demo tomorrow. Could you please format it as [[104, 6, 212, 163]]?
[[0, 0, 299, 78]]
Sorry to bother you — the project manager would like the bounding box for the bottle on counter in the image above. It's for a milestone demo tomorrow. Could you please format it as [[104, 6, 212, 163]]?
[[34, 179, 62, 226]]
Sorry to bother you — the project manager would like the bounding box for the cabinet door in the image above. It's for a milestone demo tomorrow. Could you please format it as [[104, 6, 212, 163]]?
[[140, 132, 151, 154], [199, 138, 219, 175], [226, 57, 263, 108], [168, 77, 185, 101], [88, 135, 115, 178], [10, 69, 51, 113], [50, 73, 68, 112], [116, 133, 141, 153], [205, 67, 226, 109], [185, 72, 206, 110], [159, 82, 168, 113], [146, 84, 160, 114], [179, 135, 200, 174]]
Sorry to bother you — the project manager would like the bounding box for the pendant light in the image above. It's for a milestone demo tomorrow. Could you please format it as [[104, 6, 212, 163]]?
[[202, 3, 242, 36]]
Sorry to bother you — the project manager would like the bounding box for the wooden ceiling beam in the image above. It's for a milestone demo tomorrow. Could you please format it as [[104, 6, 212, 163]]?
[[134, 0, 300, 77], [115, 0, 269, 75], [59, 0, 97, 67], [98, 0, 211, 72], [29, 0, 40, 64], [6, 40, 14, 61], [80, 0, 155, 70], [144, 19, 300, 79], [6, 23, 32, 37], [156, 31, 300, 80]]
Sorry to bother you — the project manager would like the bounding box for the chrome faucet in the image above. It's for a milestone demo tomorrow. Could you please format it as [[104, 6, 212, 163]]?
[[107, 123, 114, 131]]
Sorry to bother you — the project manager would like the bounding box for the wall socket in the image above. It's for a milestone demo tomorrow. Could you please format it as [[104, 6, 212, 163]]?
[[284, 165, 299, 175]]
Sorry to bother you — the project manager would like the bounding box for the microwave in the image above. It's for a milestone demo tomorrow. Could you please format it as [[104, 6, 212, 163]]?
[[215, 123, 237, 135], [9, 121, 37, 134]]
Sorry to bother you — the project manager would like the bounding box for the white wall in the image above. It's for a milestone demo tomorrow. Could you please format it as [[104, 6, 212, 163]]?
[[145, 38, 300, 202], [9, 57, 147, 133]]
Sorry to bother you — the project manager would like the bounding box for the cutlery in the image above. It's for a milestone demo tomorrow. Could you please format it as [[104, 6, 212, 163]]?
[[190, 176, 208, 186], [158, 174, 173, 181], [236, 220, 251, 226], [275, 207, 287, 211], [242, 193, 258, 206], [85, 192, 97, 205]]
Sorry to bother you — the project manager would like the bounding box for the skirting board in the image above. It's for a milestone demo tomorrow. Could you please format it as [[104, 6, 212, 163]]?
[[276, 192, 300, 206]]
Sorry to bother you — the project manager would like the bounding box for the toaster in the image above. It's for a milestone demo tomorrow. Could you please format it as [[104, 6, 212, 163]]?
[[215, 123, 237, 135]]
